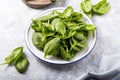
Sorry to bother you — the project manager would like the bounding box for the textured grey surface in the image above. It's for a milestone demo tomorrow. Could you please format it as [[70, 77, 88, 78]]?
[[0, 0, 120, 80]]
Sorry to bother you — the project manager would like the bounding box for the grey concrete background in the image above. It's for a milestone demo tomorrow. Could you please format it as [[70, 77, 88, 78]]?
[[0, 0, 120, 80]]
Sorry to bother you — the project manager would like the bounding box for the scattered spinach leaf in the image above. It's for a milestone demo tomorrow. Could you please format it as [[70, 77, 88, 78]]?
[[81, 0, 92, 12], [15, 55, 29, 73], [4, 47, 23, 65]]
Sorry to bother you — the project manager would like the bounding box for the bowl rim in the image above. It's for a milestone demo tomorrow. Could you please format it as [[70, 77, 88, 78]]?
[[25, 7, 97, 65]]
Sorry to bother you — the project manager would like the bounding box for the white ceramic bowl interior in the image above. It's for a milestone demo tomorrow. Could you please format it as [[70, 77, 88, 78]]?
[[25, 7, 97, 64]]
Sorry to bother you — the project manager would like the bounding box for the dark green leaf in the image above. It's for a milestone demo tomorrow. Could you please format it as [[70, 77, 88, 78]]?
[[44, 37, 60, 58], [74, 31, 86, 41], [5, 47, 23, 65], [59, 45, 71, 61], [32, 32, 47, 50], [15, 56, 29, 73]]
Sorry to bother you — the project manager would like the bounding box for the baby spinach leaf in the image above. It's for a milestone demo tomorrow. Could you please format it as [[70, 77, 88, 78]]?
[[55, 20, 66, 36], [15, 56, 29, 73], [74, 31, 86, 41], [93, 0, 110, 14], [70, 37, 87, 51], [42, 26, 54, 41], [44, 37, 60, 58], [51, 18, 60, 32], [4, 47, 23, 65], [62, 6, 74, 19], [32, 32, 47, 50], [37, 11, 60, 22], [59, 45, 71, 61], [80, 24, 96, 31], [32, 20, 44, 32], [81, 0, 92, 12], [60, 28, 76, 39], [70, 12, 83, 21]]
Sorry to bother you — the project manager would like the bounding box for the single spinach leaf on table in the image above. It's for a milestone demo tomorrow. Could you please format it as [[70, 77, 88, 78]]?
[[2, 47, 23, 65], [80, 0, 92, 13], [44, 37, 60, 58], [93, 0, 110, 15], [15, 55, 29, 73]]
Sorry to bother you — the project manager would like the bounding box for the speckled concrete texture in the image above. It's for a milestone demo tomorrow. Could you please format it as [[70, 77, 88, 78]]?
[[0, 0, 120, 80]]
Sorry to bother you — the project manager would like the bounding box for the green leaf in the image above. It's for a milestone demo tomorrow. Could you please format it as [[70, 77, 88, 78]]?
[[70, 12, 83, 21], [37, 11, 60, 22], [32, 32, 47, 50], [60, 28, 76, 39], [74, 31, 86, 41], [59, 45, 71, 61], [70, 37, 87, 51], [32, 20, 44, 32], [93, 0, 110, 15], [62, 6, 74, 18], [81, 0, 92, 12], [51, 18, 60, 31], [42, 21, 54, 31], [5, 47, 23, 65], [42, 26, 54, 41], [44, 37, 60, 58], [55, 20, 66, 36], [80, 24, 96, 31], [15, 56, 29, 73]]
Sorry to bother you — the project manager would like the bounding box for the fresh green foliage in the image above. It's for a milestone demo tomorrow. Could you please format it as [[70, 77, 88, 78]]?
[[1, 47, 29, 74], [4, 47, 23, 65], [93, 0, 110, 15], [62, 6, 74, 19], [81, 0, 92, 12], [44, 37, 60, 58], [15, 56, 29, 73], [32, 6, 96, 60], [80, 0, 110, 17], [32, 32, 47, 50]]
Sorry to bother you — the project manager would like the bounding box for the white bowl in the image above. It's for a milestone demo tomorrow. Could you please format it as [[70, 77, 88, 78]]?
[[25, 7, 97, 64]]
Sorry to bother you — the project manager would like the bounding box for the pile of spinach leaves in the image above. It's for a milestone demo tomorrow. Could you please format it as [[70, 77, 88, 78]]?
[[32, 6, 96, 61]]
